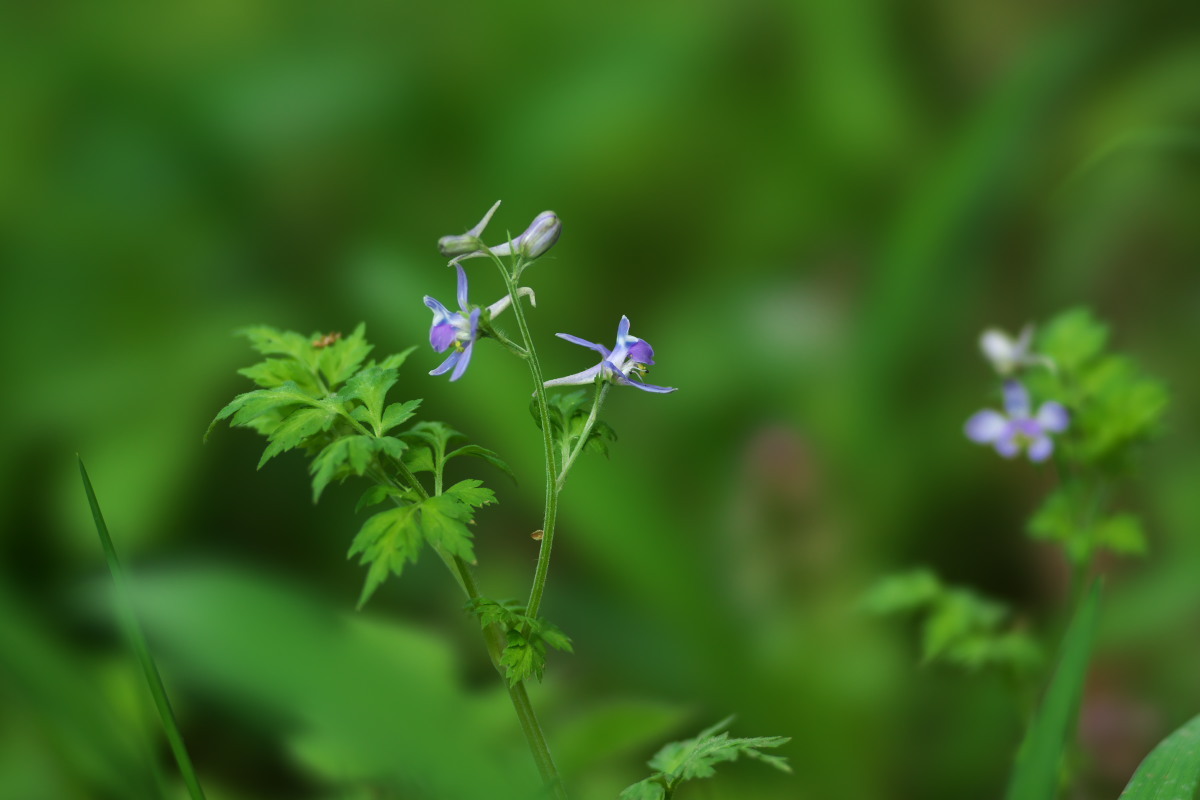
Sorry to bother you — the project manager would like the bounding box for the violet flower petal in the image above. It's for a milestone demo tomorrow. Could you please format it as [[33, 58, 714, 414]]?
[[450, 339, 475, 381], [627, 338, 655, 365], [556, 333, 612, 358], [965, 410, 1007, 443], [430, 350, 461, 376], [424, 295, 452, 319], [994, 426, 1020, 458], [543, 364, 603, 388], [1027, 435, 1054, 463], [1003, 380, 1031, 418], [455, 263, 469, 310], [429, 322, 457, 352], [1036, 401, 1069, 433]]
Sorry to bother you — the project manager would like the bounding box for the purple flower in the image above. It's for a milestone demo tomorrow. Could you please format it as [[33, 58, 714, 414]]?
[[424, 263, 533, 381], [965, 379, 1068, 462], [543, 316, 676, 394]]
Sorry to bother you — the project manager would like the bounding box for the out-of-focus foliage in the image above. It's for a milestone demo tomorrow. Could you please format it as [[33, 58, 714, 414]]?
[[1005, 582, 1101, 800], [4, 0, 1200, 797], [619, 717, 790, 800], [864, 568, 1041, 675]]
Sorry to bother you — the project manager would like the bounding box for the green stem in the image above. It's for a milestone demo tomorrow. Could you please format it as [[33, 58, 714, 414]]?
[[369, 438, 565, 796], [556, 382, 609, 493], [78, 458, 207, 800], [485, 254, 559, 621]]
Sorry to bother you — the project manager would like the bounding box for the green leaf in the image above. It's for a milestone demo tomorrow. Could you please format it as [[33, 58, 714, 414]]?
[[443, 479, 497, 510], [861, 569, 943, 614], [347, 505, 422, 608], [499, 629, 548, 685], [380, 400, 422, 435], [340, 366, 399, 436], [1094, 514, 1148, 556], [404, 445, 435, 475], [258, 406, 338, 469], [207, 384, 315, 440], [921, 590, 1007, 664], [1119, 713, 1200, 799], [418, 480, 496, 564], [464, 598, 572, 684], [237, 358, 323, 395], [1038, 308, 1108, 373], [630, 717, 790, 797], [1004, 581, 1102, 800], [618, 778, 665, 800], [78, 459, 208, 800], [445, 445, 517, 483], [374, 348, 416, 372], [356, 484, 406, 513], [309, 436, 377, 502], [317, 323, 373, 388], [238, 325, 319, 367]]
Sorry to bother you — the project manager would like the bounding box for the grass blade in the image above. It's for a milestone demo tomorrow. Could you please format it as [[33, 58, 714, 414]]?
[[78, 456, 207, 800], [1003, 580, 1101, 800], [1119, 713, 1200, 799]]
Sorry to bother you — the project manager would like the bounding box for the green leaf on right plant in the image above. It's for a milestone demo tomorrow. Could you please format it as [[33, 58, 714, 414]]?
[[1119, 712, 1200, 799]]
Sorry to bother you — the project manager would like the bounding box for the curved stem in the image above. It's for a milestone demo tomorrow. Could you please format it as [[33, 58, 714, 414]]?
[[557, 382, 609, 493]]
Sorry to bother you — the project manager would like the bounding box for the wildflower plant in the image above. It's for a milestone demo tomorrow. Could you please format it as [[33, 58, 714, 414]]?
[[209, 202, 788, 797], [868, 306, 1171, 798]]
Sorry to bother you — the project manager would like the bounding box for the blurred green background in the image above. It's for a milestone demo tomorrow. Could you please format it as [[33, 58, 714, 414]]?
[[3, 0, 1200, 797]]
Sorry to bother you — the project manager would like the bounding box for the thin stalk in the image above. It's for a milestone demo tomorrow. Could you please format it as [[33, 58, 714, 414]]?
[[78, 457, 207, 800], [369, 440, 565, 796], [556, 382, 609, 493], [484, 253, 560, 620]]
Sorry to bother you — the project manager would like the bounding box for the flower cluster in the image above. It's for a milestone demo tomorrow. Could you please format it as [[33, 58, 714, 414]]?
[[424, 203, 675, 395], [965, 325, 1066, 463]]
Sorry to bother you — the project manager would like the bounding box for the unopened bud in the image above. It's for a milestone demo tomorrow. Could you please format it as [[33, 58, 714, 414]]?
[[437, 200, 501, 257], [517, 211, 561, 259]]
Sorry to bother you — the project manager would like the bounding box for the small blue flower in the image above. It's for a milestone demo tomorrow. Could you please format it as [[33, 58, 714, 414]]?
[[424, 263, 532, 381], [965, 379, 1068, 462], [544, 316, 676, 394]]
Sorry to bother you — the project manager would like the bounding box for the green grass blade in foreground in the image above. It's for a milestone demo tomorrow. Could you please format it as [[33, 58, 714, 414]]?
[[1004, 581, 1101, 800], [1119, 713, 1200, 799], [78, 456, 207, 800]]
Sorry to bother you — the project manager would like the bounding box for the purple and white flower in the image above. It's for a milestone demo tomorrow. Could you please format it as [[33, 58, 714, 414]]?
[[424, 263, 533, 381], [437, 201, 561, 263], [965, 379, 1068, 462], [543, 316, 676, 394], [979, 325, 1053, 376]]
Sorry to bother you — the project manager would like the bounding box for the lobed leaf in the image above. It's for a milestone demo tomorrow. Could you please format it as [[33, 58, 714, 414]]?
[[624, 717, 790, 798], [309, 436, 377, 502], [317, 323, 373, 388], [340, 366, 400, 436], [257, 406, 339, 469], [445, 445, 517, 483], [861, 569, 943, 614], [238, 358, 323, 395], [381, 400, 423, 435], [347, 505, 422, 608]]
